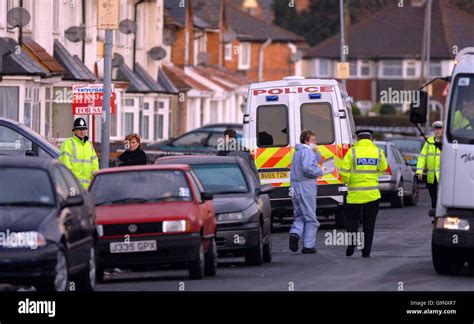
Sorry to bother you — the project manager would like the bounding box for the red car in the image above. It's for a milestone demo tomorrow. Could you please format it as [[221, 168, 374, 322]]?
[[89, 164, 217, 280]]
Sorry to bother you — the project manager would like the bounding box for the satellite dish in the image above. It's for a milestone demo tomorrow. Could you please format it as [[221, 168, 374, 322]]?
[[197, 52, 210, 65], [163, 27, 177, 46], [112, 53, 124, 68], [223, 29, 237, 44], [148, 46, 167, 61], [119, 19, 136, 35], [65, 26, 86, 43], [290, 52, 302, 63], [7, 7, 31, 28]]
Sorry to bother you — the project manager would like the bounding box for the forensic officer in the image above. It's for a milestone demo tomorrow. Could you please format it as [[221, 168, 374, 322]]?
[[59, 117, 99, 189], [289, 130, 324, 254], [416, 121, 443, 215], [340, 129, 388, 258]]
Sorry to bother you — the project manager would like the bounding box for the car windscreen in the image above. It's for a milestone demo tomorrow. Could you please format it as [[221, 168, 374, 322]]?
[[448, 74, 474, 144], [390, 139, 424, 154], [191, 163, 249, 194], [90, 170, 193, 206], [0, 167, 55, 206]]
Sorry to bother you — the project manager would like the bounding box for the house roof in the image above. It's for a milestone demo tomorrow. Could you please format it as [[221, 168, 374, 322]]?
[[0, 37, 49, 77], [193, 0, 222, 29], [225, 3, 304, 43], [304, 0, 474, 60], [158, 68, 180, 94], [164, 0, 188, 26], [115, 64, 152, 93], [162, 64, 212, 92], [22, 37, 65, 75], [134, 63, 167, 93], [193, 65, 250, 89], [53, 40, 96, 82]]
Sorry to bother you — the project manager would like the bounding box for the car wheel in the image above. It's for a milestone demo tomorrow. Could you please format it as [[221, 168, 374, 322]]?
[[432, 244, 464, 275], [74, 245, 97, 291], [204, 237, 217, 276], [263, 235, 272, 263], [335, 206, 345, 229], [245, 227, 264, 266], [37, 249, 69, 292], [188, 243, 205, 280], [390, 180, 404, 208], [404, 178, 419, 206]]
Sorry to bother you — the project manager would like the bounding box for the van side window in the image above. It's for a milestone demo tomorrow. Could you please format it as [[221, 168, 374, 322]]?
[[257, 105, 289, 147], [301, 103, 335, 144]]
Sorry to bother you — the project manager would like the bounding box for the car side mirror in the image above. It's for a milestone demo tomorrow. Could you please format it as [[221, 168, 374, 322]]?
[[61, 195, 84, 208], [257, 184, 274, 195], [201, 192, 214, 201], [25, 149, 37, 156], [409, 91, 428, 124]]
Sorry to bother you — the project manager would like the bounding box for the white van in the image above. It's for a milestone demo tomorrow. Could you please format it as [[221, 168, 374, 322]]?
[[411, 48, 474, 275], [243, 76, 357, 228]]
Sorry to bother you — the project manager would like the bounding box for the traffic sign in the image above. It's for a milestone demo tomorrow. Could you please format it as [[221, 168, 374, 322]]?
[[337, 62, 350, 79]]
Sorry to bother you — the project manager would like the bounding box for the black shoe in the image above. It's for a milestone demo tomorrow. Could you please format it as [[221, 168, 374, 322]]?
[[346, 246, 355, 257], [289, 234, 299, 252], [429, 209, 435, 217], [302, 247, 317, 254], [362, 252, 370, 258]]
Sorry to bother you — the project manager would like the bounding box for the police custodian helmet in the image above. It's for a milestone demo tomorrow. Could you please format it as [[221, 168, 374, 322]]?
[[72, 117, 88, 131]]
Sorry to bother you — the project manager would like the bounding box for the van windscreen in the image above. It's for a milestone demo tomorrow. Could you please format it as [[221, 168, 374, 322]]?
[[257, 105, 289, 147], [301, 102, 335, 144]]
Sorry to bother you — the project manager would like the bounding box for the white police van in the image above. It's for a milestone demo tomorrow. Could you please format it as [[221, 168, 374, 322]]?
[[243, 76, 356, 228], [411, 48, 474, 274]]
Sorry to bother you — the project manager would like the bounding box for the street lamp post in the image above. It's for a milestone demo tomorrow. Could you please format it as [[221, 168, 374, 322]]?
[[100, 30, 113, 169]]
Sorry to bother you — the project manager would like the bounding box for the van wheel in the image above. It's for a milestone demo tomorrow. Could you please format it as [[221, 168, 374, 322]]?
[[404, 179, 419, 206], [432, 244, 464, 275], [204, 238, 217, 276], [36, 248, 69, 292], [335, 207, 345, 229], [74, 245, 97, 291], [245, 227, 264, 266], [390, 181, 404, 208], [188, 243, 205, 280]]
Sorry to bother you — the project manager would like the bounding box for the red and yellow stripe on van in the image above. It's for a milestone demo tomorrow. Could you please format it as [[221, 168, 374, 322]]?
[[253, 145, 348, 187]]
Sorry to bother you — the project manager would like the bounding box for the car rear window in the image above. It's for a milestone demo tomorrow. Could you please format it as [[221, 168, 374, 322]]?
[[191, 163, 249, 194], [301, 102, 335, 144], [0, 167, 55, 206], [376, 144, 387, 156], [257, 105, 289, 147], [90, 170, 193, 206]]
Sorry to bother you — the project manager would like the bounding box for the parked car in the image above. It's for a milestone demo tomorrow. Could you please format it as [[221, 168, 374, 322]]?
[[0, 117, 59, 158], [387, 137, 425, 176], [375, 141, 419, 208], [142, 123, 243, 163], [0, 157, 97, 291], [89, 164, 217, 280], [156, 155, 273, 266]]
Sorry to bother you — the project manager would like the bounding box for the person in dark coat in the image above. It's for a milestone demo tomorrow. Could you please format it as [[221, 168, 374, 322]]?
[[118, 133, 147, 166], [217, 128, 260, 182]]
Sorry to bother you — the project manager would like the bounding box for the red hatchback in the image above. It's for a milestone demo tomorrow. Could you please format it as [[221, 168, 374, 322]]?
[[89, 164, 217, 280]]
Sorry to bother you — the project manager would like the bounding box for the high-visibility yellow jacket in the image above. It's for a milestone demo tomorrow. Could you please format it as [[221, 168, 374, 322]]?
[[416, 135, 440, 184], [340, 139, 388, 204], [59, 136, 99, 189], [454, 110, 472, 130]]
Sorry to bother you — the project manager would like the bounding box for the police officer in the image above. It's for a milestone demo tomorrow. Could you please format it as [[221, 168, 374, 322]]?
[[340, 129, 387, 258], [416, 121, 443, 215], [59, 118, 99, 189]]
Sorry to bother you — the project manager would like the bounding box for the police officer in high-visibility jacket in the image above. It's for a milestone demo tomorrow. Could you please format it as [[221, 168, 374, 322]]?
[[416, 121, 443, 215], [59, 118, 99, 189], [340, 129, 387, 258]]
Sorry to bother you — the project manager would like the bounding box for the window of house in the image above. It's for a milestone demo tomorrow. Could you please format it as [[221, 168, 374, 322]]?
[[0, 86, 19, 121], [319, 59, 330, 77], [257, 105, 289, 147], [225, 43, 233, 61], [301, 102, 335, 144], [238, 42, 251, 70], [349, 61, 357, 77], [23, 87, 40, 132], [153, 106, 164, 140], [404, 60, 417, 78], [429, 62, 442, 77], [21, 0, 33, 31], [123, 112, 134, 135], [381, 60, 403, 77], [359, 60, 371, 77]]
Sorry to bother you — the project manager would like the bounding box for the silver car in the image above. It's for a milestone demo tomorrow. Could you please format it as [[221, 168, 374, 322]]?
[[375, 141, 419, 208]]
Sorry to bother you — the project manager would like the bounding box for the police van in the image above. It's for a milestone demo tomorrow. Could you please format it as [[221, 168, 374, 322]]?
[[243, 76, 357, 228], [410, 48, 474, 275]]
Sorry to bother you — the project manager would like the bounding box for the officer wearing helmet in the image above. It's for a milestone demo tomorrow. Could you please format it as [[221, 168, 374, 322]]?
[[416, 121, 443, 215], [59, 118, 99, 189]]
